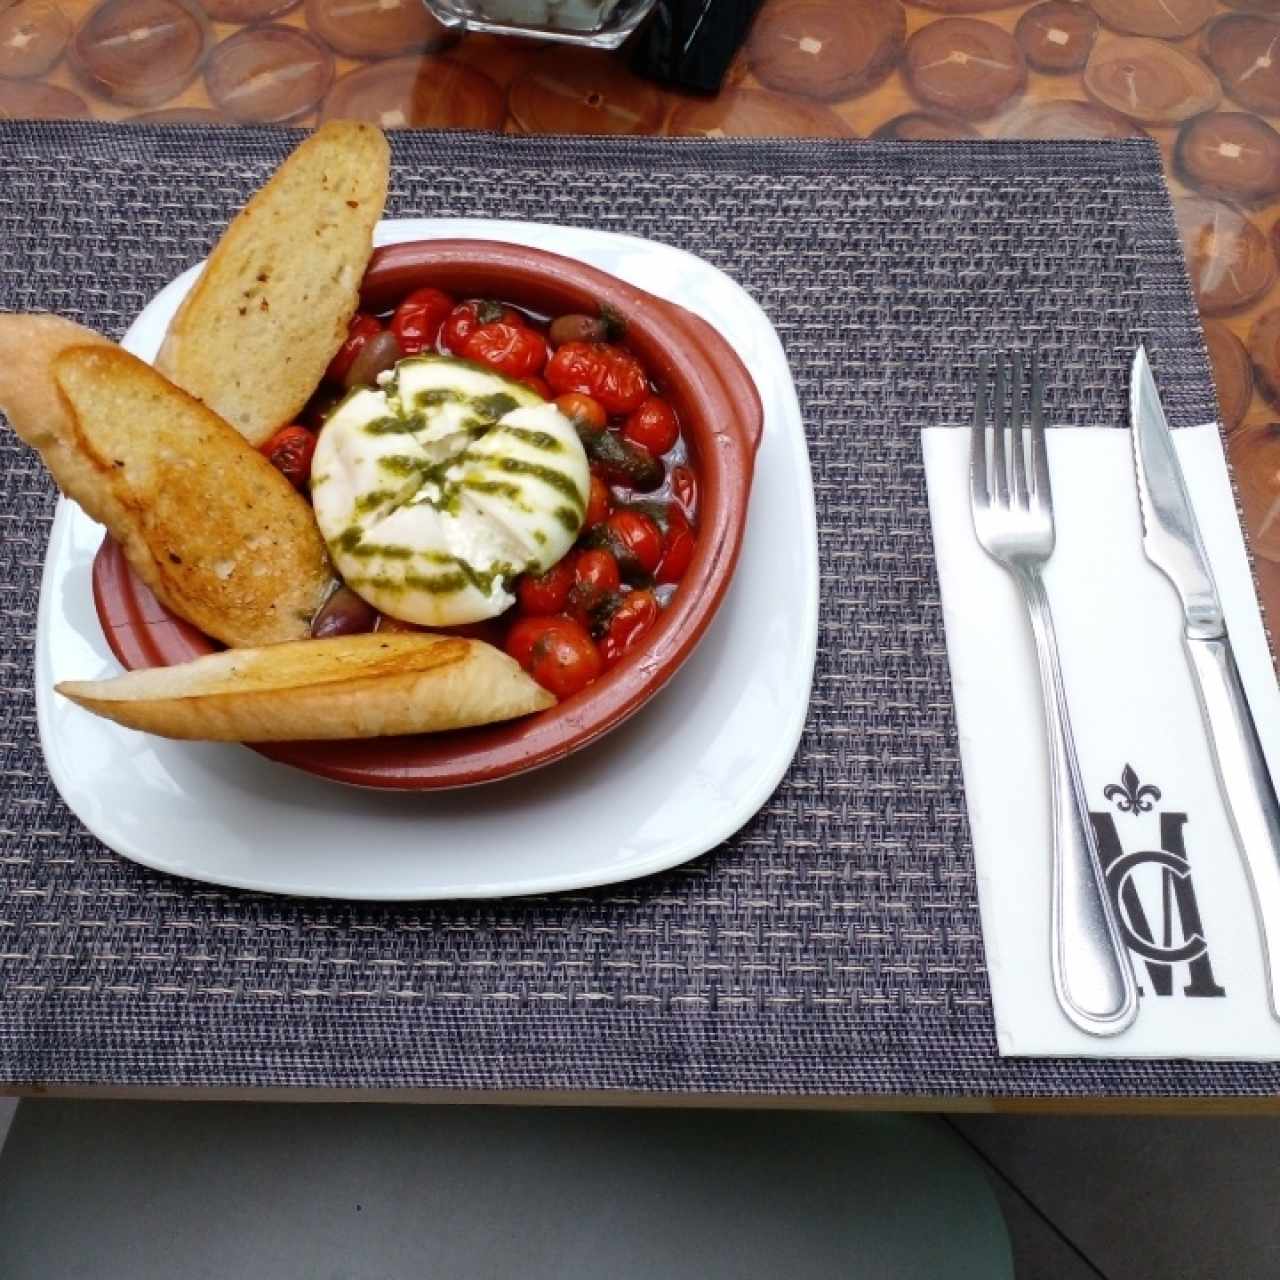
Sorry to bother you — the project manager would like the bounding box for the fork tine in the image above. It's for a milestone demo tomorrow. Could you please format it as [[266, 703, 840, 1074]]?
[[1029, 351, 1051, 505], [1009, 351, 1028, 508], [990, 354, 1009, 506], [971, 353, 989, 509]]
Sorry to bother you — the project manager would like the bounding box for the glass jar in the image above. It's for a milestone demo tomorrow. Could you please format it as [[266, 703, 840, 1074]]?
[[421, 0, 658, 48]]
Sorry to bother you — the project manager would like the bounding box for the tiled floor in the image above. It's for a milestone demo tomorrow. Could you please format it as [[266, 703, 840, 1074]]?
[[0, 1100, 1273, 1276], [951, 1114, 1280, 1280], [0, 1102, 1011, 1279]]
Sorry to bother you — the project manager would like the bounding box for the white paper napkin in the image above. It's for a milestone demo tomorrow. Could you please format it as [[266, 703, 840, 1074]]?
[[923, 425, 1280, 1058]]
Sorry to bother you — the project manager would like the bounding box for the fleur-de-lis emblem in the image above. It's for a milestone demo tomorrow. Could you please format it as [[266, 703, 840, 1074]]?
[[1104, 763, 1162, 817]]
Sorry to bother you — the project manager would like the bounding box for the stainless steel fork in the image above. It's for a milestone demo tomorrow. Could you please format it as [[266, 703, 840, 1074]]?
[[970, 353, 1138, 1037]]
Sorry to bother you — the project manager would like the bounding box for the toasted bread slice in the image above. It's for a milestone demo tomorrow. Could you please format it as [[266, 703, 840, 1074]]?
[[48, 344, 332, 647], [0, 312, 111, 458], [155, 120, 390, 446], [56, 632, 555, 741]]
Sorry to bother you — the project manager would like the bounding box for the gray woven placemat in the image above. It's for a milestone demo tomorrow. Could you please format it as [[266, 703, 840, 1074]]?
[[2, 123, 1274, 1098]]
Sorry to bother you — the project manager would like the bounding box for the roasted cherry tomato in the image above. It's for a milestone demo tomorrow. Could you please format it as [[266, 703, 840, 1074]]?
[[441, 300, 522, 355], [462, 323, 548, 379], [261, 424, 316, 489], [506, 615, 602, 698], [575, 548, 621, 594], [391, 287, 455, 355], [602, 510, 663, 577], [517, 558, 575, 615], [325, 312, 382, 383], [566, 549, 620, 628], [656, 506, 694, 584], [670, 464, 698, 517], [521, 375, 552, 399], [545, 341, 649, 415], [601, 590, 659, 666], [622, 396, 679, 456], [584, 473, 612, 529], [555, 391, 607, 434]]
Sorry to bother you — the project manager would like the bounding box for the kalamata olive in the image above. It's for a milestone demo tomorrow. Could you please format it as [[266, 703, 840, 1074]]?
[[583, 429, 665, 491], [311, 585, 378, 638], [549, 314, 607, 346], [344, 329, 403, 389]]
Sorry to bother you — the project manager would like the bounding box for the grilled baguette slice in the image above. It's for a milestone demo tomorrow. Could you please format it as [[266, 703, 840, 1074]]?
[[48, 343, 332, 647], [155, 119, 390, 446], [0, 313, 115, 495], [57, 632, 555, 741]]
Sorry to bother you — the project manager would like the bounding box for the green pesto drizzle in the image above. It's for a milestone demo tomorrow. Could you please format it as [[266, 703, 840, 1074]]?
[[494, 426, 563, 452], [471, 392, 519, 420], [362, 415, 424, 436], [378, 454, 432, 478], [460, 477, 523, 502], [354, 488, 399, 515], [554, 506, 580, 533], [343, 542, 414, 561], [496, 457, 585, 509]]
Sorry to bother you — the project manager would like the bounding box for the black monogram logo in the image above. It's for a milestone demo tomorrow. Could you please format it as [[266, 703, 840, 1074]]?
[[1103, 763, 1161, 817], [1090, 768, 1225, 999]]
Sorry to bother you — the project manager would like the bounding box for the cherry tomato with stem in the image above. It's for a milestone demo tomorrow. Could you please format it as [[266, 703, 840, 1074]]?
[[517, 558, 575, 615], [261, 424, 316, 489], [506, 615, 603, 698], [441, 300, 522, 355], [545, 341, 649, 415], [391, 287, 455, 355], [622, 396, 679, 455], [325, 312, 382, 383], [462, 323, 548, 380], [601, 590, 659, 666]]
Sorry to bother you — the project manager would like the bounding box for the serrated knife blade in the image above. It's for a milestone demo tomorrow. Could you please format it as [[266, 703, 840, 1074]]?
[[1130, 345, 1280, 1021], [1130, 346, 1224, 640]]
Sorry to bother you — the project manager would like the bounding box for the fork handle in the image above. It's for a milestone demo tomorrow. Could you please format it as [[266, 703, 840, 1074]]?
[[1015, 565, 1139, 1036]]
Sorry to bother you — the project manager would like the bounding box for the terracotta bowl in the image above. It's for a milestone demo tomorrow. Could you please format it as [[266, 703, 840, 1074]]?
[[92, 239, 764, 789]]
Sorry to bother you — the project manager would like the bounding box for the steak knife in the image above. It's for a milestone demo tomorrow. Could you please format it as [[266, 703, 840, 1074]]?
[[1131, 345, 1280, 1021]]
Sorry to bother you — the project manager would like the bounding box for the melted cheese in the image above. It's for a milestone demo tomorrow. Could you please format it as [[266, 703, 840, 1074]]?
[[310, 357, 589, 626]]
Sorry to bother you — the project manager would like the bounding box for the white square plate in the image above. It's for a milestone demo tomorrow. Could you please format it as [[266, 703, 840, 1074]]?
[[35, 219, 818, 900]]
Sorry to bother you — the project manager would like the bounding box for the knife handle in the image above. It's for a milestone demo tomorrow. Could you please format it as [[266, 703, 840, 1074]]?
[[1184, 634, 1280, 1021]]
